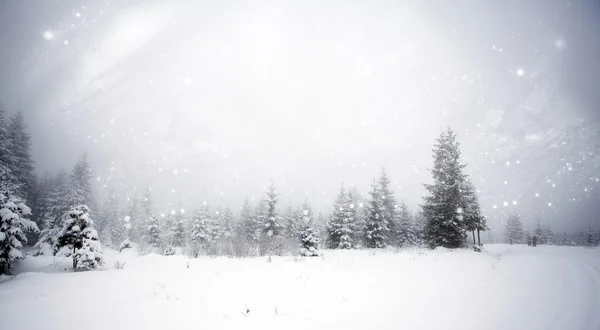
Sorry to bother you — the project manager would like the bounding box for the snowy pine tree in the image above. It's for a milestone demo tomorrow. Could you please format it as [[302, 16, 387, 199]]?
[[139, 187, 155, 244], [263, 183, 282, 238], [68, 154, 94, 208], [103, 188, 124, 247], [504, 213, 525, 244], [238, 197, 255, 241], [0, 190, 39, 274], [534, 220, 554, 245], [422, 128, 468, 248], [33, 171, 71, 255], [365, 177, 389, 248], [55, 205, 103, 270], [284, 203, 302, 240], [0, 106, 17, 192], [6, 111, 35, 202], [461, 178, 487, 245], [219, 206, 234, 239], [171, 209, 187, 247], [252, 199, 267, 243], [190, 206, 211, 253], [146, 215, 161, 248], [327, 184, 356, 249], [378, 168, 397, 243], [395, 202, 417, 248], [298, 197, 320, 256]]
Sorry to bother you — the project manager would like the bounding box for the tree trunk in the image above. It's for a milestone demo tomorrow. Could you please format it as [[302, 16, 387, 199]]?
[[72, 246, 77, 269], [477, 229, 481, 246], [472, 230, 476, 245]]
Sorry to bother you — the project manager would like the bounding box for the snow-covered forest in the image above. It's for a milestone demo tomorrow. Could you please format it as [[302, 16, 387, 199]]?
[[3, 110, 598, 274], [1, 1, 600, 329]]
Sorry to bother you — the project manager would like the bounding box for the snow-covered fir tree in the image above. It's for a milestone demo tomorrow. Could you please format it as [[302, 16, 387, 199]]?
[[461, 178, 487, 245], [54, 205, 103, 270], [504, 213, 525, 244], [365, 177, 389, 248], [252, 199, 267, 242], [413, 211, 427, 247], [146, 215, 161, 247], [170, 209, 187, 247], [395, 202, 417, 248], [190, 206, 211, 253], [139, 187, 155, 243], [6, 111, 35, 203], [327, 184, 356, 249], [219, 206, 234, 239], [298, 197, 319, 256], [422, 128, 468, 248], [125, 195, 143, 243], [534, 220, 554, 245], [103, 188, 124, 247], [238, 197, 254, 241], [0, 106, 16, 192], [284, 203, 302, 240], [263, 183, 282, 238], [33, 170, 72, 255], [68, 154, 94, 208], [378, 168, 397, 243], [0, 190, 39, 274], [346, 188, 364, 247]]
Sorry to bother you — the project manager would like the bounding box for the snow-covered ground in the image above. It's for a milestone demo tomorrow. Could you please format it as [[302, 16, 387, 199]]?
[[1, 244, 599, 330]]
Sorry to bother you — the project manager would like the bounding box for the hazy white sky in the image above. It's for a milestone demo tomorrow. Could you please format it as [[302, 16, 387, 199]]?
[[1, 0, 599, 233]]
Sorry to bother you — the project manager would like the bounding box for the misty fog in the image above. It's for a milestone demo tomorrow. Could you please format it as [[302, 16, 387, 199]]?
[[1, 0, 599, 234]]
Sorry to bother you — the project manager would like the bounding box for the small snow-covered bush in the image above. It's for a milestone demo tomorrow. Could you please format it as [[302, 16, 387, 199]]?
[[161, 245, 175, 256], [114, 260, 126, 270], [300, 246, 321, 257], [119, 239, 132, 252]]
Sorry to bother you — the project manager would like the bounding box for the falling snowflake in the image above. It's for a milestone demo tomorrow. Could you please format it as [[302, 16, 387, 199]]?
[[43, 30, 54, 40]]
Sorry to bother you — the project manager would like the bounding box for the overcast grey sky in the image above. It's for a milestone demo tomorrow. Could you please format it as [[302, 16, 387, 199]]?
[[1, 0, 599, 233]]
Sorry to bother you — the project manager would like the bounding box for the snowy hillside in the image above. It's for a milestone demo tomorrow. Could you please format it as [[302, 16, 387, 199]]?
[[1, 245, 599, 330]]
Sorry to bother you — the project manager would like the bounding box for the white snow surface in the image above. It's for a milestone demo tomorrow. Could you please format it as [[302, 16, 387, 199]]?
[[1, 244, 599, 330]]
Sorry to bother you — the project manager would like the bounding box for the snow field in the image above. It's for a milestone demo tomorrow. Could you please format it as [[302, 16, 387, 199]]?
[[1, 244, 599, 330]]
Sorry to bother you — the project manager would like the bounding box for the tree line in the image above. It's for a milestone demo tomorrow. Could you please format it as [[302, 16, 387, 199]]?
[[2, 103, 489, 274], [503, 213, 600, 247]]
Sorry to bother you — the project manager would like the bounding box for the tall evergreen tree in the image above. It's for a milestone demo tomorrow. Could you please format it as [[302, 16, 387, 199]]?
[[263, 183, 282, 238], [146, 215, 161, 247], [534, 220, 554, 245], [284, 203, 301, 239], [0, 189, 39, 274], [461, 179, 487, 245], [365, 177, 389, 248], [54, 205, 103, 270], [190, 206, 211, 253], [238, 197, 255, 241], [299, 196, 320, 256], [504, 213, 525, 244], [413, 210, 427, 247], [68, 154, 94, 208], [139, 187, 155, 243], [0, 105, 16, 192], [327, 184, 356, 249], [378, 168, 397, 242], [6, 111, 35, 202], [102, 188, 123, 246], [422, 128, 468, 248], [170, 209, 187, 247], [34, 171, 71, 255], [395, 202, 417, 248], [252, 199, 267, 243]]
